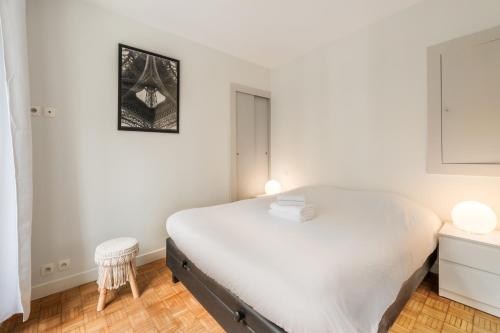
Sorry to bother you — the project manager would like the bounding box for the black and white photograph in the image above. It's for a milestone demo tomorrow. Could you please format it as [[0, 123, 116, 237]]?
[[118, 44, 179, 133]]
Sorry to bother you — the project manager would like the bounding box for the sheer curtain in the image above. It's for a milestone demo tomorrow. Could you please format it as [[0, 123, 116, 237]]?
[[0, 0, 32, 323]]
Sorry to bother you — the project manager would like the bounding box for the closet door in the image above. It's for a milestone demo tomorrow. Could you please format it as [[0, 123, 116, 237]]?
[[236, 92, 269, 200], [441, 40, 500, 163], [254, 96, 270, 194]]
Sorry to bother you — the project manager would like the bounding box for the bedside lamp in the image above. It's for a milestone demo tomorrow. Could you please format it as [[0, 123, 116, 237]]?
[[451, 201, 497, 234], [264, 180, 281, 195]]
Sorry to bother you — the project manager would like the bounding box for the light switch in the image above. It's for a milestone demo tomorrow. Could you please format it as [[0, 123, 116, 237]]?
[[30, 106, 41, 116], [44, 106, 56, 118]]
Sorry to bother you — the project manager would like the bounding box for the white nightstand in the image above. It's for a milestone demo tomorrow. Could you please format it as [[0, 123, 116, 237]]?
[[439, 222, 500, 316]]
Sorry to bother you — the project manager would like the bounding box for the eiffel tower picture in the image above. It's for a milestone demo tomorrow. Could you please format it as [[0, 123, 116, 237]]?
[[118, 44, 180, 133]]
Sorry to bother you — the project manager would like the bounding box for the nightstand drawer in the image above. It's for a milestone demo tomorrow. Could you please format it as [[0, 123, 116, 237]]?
[[440, 260, 500, 308], [440, 236, 500, 275]]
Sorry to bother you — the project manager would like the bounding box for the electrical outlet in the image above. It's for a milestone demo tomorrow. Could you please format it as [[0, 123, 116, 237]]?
[[40, 263, 55, 276], [58, 259, 71, 271], [30, 106, 41, 116], [43, 106, 56, 118]]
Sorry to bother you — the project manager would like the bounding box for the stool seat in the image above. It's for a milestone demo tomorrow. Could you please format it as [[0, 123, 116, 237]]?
[[95, 237, 139, 266], [95, 237, 140, 311]]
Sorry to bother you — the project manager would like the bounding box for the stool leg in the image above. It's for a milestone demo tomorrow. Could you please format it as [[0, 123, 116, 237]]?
[[97, 270, 108, 311], [97, 288, 107, 311], [129, 262, 140, 298]]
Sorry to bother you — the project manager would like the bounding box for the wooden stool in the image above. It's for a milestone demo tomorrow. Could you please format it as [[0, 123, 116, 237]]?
[[94, 237, 139, 311]]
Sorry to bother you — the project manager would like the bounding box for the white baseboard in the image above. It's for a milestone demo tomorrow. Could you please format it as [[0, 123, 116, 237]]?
[[31, 247, 166, 300]]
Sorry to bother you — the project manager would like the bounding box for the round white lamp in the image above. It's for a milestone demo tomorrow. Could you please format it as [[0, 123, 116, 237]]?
[[264, 180, 282, 195], [451, 201, 497, 234]]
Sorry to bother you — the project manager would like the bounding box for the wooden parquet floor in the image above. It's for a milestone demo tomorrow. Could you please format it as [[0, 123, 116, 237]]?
[[1, 260, 499, 333], [0, 259, 224, 333], [389, 274, 500, 333]]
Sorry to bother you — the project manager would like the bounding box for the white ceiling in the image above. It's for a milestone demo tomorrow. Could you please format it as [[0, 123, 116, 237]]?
[[86, 0, 423, 68]]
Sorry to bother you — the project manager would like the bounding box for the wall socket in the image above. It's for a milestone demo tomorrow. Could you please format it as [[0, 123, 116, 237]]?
[[58, 259, 71, 271], [40, 263, 56, 276]]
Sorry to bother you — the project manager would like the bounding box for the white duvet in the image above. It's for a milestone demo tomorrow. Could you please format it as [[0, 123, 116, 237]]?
[[166, 186, 441, 333]]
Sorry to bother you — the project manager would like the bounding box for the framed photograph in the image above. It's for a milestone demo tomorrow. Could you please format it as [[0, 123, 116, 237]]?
[[118, 44, 180, 133]]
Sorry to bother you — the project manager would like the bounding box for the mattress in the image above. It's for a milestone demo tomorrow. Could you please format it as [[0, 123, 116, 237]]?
[[166, 186, 441, 333]]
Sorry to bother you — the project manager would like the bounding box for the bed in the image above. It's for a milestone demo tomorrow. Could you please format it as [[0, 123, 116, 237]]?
[[165, 185, 441, 333]]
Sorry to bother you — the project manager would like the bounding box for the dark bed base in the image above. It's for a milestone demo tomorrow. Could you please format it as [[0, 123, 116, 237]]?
[[166, 238, 285, 333], [166, 238, 437, 333]]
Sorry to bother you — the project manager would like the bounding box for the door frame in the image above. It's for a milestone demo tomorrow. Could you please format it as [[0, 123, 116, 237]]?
[[230, 83, 271, 201]]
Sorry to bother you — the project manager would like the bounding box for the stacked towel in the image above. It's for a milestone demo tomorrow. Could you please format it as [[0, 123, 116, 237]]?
[[276, 194, 306, 206], [269, 195, 315, 222]]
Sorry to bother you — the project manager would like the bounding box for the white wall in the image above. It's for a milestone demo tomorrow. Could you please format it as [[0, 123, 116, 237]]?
[[27, 0, 269, 297], [270, 0, 500, 222]]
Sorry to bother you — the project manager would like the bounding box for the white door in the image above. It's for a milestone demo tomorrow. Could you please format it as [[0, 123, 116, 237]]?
[[236, 92, 270, 200]]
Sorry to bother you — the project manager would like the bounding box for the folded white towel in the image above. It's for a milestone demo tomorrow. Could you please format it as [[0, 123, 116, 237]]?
[[268, 208, 315, 222], [270, 202, 312, 214], [269, 202, 315, 222], [276, 194, 306, 206]]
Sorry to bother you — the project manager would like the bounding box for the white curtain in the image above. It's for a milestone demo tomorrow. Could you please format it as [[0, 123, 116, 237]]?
[[0, 0, 32, 323]]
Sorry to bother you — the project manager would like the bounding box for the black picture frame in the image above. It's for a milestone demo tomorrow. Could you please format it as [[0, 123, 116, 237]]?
[[118, 44, 180, 133]]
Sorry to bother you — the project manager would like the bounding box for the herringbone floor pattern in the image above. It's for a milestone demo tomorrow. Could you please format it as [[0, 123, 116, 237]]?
[[1, 260, 498, 332]]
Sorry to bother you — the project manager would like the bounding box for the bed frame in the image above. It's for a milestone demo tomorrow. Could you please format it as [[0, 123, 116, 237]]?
[[166, 238, 437, 333]]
